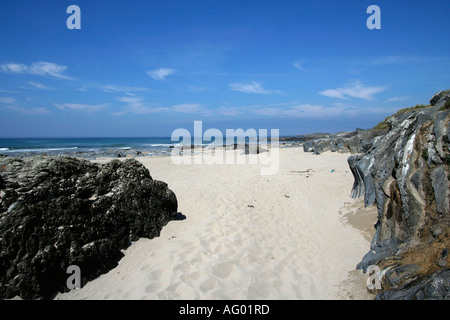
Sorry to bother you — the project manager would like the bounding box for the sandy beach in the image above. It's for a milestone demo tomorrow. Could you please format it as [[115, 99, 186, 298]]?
[[55, 146, 377, 300]]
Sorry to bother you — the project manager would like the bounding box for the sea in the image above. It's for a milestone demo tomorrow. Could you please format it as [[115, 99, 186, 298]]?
[[0, 137, 179, 157], [0, 136, 264, 157]]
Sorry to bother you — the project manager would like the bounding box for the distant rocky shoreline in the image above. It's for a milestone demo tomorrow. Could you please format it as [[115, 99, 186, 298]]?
[[0, 142, 275, 160], [0, 148, 171, 160]]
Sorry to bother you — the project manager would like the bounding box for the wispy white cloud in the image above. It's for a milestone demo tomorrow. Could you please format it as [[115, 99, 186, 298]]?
[[146, 68, 176, 81], [1, 63, 27, 74], [55, 103, 108, 113], [116, 97, 248, 118], [229, 81, 272, 94], [299, 104, 338, 115], [250, 103, 355, 119], [293, 59, 306, 71], [0, 97, 16, 104], [284, 104, 350, 118], [319, 81, 386, 100], [116, 97, 138, 104], [172, 104, 203, 114], [333, 102, 356, 108], [216, 106, 242, 117], [369, 55, 422, 65], [223, 100, 415, 119], [250, 107, 280, 116], [0, 89, 17, 93], [1, 61, 73, 79], [102, 85, 148, 93], [114, 96, 170, 115], [185, 85, 210, 92], [28, 81, 52, 90], [366, 106, 403, 114], [171, 104, 244, 117], [386, 96, 410, 102], [7, 105, 50, 115], [0, 96, 50, 114], [114, 97, 240, 118]]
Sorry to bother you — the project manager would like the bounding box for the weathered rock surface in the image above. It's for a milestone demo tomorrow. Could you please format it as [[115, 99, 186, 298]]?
[[345, 90, 449, 299], [0, 157, 178, 299], [303, 128, 388, 154], [279, 133, 331, 142], [243, 143, 267, 154], [376, 267, 450, 300]]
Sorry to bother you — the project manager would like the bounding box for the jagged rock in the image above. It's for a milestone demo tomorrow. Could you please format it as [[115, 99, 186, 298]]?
[[383, 264, 420, 288], [243, 143, 267, 154], [430, 89, 450, 107], [0, 157, 178, 299], [437, 249, 448, 267], [348, 154, 376, 206], [376, 268, 450, 300], [302, 129, 388, 154], [280, 133, 331, 142], [348, 90, 450, 299]]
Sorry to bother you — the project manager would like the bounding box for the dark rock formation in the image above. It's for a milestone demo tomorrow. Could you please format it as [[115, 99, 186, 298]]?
[[303, 129, 388, 154], [376, 267, 450, 300], [279, 133, 331, 142], [0, 157, 178, 299], [243, 143, 267, 154], [346, 90, 449, 299], [430, 90, 450, 108]]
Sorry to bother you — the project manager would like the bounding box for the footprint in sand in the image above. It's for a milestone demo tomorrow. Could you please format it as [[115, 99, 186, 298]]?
[[247, 284, 269, 299], [199, 277, 216, 291], [146, 268, 164, 281], [173, 262, 191, 274], [189, 256, 203, 265], [157, 283, 180, 299], [200, 235, 222, 254], [180, 270, 201, 283], [230, 234, 243, 248], [145, 281, 164, 293], [178, 241, 198, 260], [211, 261, 234, 278]]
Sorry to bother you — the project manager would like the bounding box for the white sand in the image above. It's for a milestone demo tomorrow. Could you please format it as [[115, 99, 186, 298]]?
[[55, 147, 376, 300]]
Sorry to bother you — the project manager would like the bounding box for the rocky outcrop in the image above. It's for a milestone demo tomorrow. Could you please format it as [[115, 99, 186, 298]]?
[[243, 143, 267, 154], [0, 157, 178, 299], [302, 129, 388, 155], [279, 133, 331, 142], [347, 90, 450, 299]]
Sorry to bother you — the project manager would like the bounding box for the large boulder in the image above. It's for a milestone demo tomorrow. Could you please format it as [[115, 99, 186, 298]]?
[[429, 89, 450, 108], [0, 157, 178, 299]]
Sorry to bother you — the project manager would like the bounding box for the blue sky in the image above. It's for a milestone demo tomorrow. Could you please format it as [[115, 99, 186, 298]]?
[[0, 0, 449, 137]]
